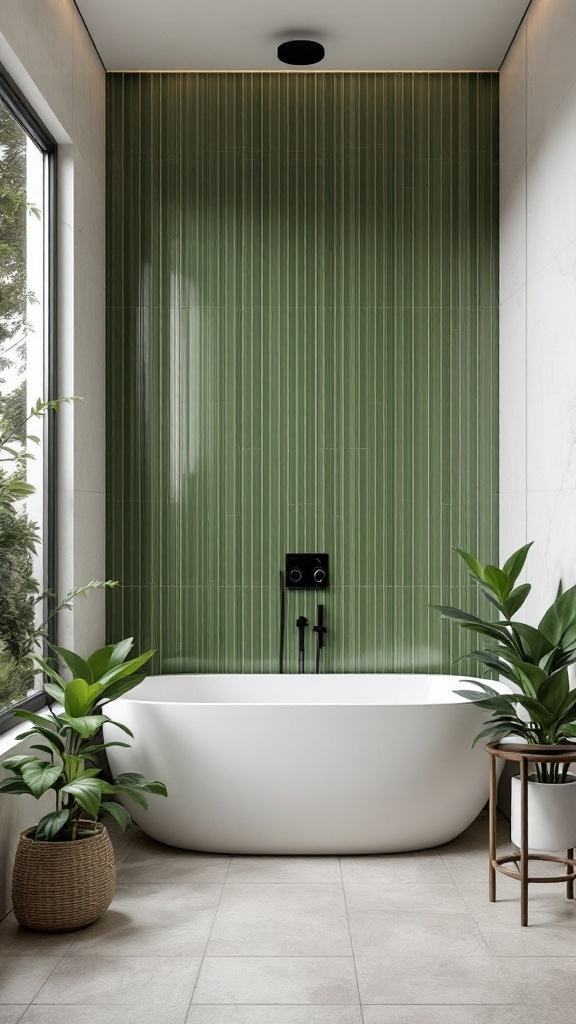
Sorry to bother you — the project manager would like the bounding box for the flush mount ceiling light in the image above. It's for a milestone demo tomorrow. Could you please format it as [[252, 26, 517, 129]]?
[[277, 40, 325, 66]]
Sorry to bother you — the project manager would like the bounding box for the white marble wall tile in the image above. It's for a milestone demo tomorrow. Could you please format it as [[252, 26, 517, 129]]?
[[499, 287, 527, 496], [526, 241, 576, 493], [526, 84, 576, 278], [525, 487, 576, 621]]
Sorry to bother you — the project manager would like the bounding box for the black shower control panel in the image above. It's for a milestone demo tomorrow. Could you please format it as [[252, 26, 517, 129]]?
[[285, 553, 329, 589]]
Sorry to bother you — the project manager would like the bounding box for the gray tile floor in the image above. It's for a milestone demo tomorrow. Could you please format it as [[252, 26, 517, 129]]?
[[1, 810, 576, 1023]]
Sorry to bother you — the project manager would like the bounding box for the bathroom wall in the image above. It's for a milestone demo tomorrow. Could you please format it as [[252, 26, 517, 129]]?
[[107, 72, 499, 673], [500, 0, 576, 621], [0, 0, 106, 918]]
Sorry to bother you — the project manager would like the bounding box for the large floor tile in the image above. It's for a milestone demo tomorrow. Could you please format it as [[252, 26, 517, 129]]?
[[206, 883, 352, 956], [459, 884, 576, 955], [116, 833, 230, 884], [227, 856, 341, 884], [0, 914, 78, 957], [356, 955, 519, 1004], [0, 1009, 27, 1024], [347, 904, 487, 957], [0, 958, 60, 1004], [67, 882, 222, 956], [32, 955, 202, 1010], [362, 1007, 558, 1024], [498, 957, 576, 1005], [186, 1007, 363, 1024], [344, 881, 468, 914], [340, 851, 452, 886], [192, 957, 359, 1004], [20, 1008, 183, 1024]]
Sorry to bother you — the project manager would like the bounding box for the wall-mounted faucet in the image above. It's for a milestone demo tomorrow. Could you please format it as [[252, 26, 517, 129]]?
[[296, 616, 308, 674], [313, 604, 327, 674]]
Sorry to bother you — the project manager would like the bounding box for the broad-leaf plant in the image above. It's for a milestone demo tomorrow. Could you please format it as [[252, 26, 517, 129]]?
[[434, 543, 576, 782], [0, 638, 167, 839]]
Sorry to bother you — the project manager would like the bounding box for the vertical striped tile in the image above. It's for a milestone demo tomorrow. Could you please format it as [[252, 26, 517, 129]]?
[[106, 72, 499, 674]]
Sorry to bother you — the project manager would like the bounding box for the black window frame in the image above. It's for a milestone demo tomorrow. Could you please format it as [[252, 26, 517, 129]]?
[[0, 63, 58, 736]]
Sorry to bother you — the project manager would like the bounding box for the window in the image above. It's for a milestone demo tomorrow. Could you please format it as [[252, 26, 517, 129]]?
[[0, 66, 56, 729]]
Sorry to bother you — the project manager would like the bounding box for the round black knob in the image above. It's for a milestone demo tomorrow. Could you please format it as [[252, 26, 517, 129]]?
[[314, 568, 325, 583], [290, 567, 302, 583]]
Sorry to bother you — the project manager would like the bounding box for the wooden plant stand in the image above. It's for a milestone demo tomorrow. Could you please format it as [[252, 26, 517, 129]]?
[[487, 741, 576, 926]]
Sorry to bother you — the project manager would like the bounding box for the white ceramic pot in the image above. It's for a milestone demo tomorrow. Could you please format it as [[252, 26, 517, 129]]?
[[511, 774, 576, 852]]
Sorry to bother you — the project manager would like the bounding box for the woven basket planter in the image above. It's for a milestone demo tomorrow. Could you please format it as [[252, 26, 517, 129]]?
[[12, 822, 116, 932]]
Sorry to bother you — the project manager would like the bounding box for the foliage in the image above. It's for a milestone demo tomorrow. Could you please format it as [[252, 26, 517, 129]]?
[[0, 394, 116, 711], [0, 637, 167, 839], [0, 99, 31, 360], [433, 543, 576, 782]]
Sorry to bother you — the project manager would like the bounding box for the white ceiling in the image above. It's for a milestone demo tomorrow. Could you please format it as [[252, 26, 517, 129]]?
[[76, 0, 528, 72]]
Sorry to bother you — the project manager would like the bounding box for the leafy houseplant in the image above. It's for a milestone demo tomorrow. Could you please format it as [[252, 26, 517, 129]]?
[[434, 544, 576, 851], [0, 638, 166, 931], [434, 542, 576, 777]]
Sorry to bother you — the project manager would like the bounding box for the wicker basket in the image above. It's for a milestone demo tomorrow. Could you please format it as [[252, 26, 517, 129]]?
[[12, 821, 116, 932]]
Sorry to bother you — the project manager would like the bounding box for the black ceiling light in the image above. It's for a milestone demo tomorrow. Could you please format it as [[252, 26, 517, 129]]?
[[277, 40, 325, 66]]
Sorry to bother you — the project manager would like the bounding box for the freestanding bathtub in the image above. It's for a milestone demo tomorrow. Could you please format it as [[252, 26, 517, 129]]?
[[104, 674, 506, 854]]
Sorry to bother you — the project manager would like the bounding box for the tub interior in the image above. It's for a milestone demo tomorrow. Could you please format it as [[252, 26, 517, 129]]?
[[122, 673, 504, 706]]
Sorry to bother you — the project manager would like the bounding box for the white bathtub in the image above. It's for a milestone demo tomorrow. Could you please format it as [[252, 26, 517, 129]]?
[[104, 673, 504, 854]]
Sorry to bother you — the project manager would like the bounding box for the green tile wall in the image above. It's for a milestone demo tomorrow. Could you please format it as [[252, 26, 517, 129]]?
[[106, 72, 499, 674]]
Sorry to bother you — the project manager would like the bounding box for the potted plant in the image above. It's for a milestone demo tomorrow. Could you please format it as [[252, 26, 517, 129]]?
[[0, 637, 167, 932], [434, 543, 576, 851]]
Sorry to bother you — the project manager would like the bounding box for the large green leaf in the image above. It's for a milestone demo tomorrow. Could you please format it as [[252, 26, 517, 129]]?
[[103, 718, 134, 738], [95, 651, 154, 692], [50, 644, 93, 684], [108, 638, 134, 669], [81, 740, 131, 757], [454, 690, 515, 714], [456, 650, 517, 683], [509, 662, 547, 694], [35, 656, 68, 691], [502, 542, 533, 586], [433, 606, 491, 625], [43, 681, 66, 704], [1, 755, 39, 774], [87, 644, 114, 681], [62, 754, 84, 781], [35, 809, 70, 841], [459, 622, 516, 647], [454, 548, 484, 581], [538, 669, 570, 716], [471, 725, 515, 747], [60, 778, 102, 818], [539, 585, 576, 646], [483, 565, 513, 601], [99, 800, 131, 830], [21, 760, 62, 797], [115, 772, 167, 796], [510, 622, 554, 664], [64, 678, 92, 718], [64, 678, 108, 717], [15, 726, 65, 755], [96, 674, 147, 705], [0, 778, 33, 795], [478, 586, 506, 614], [503, 584, 531, 620], [58, 714, 108, 739], [112, 785, 149, 809], [12, 709, 57, 730]]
